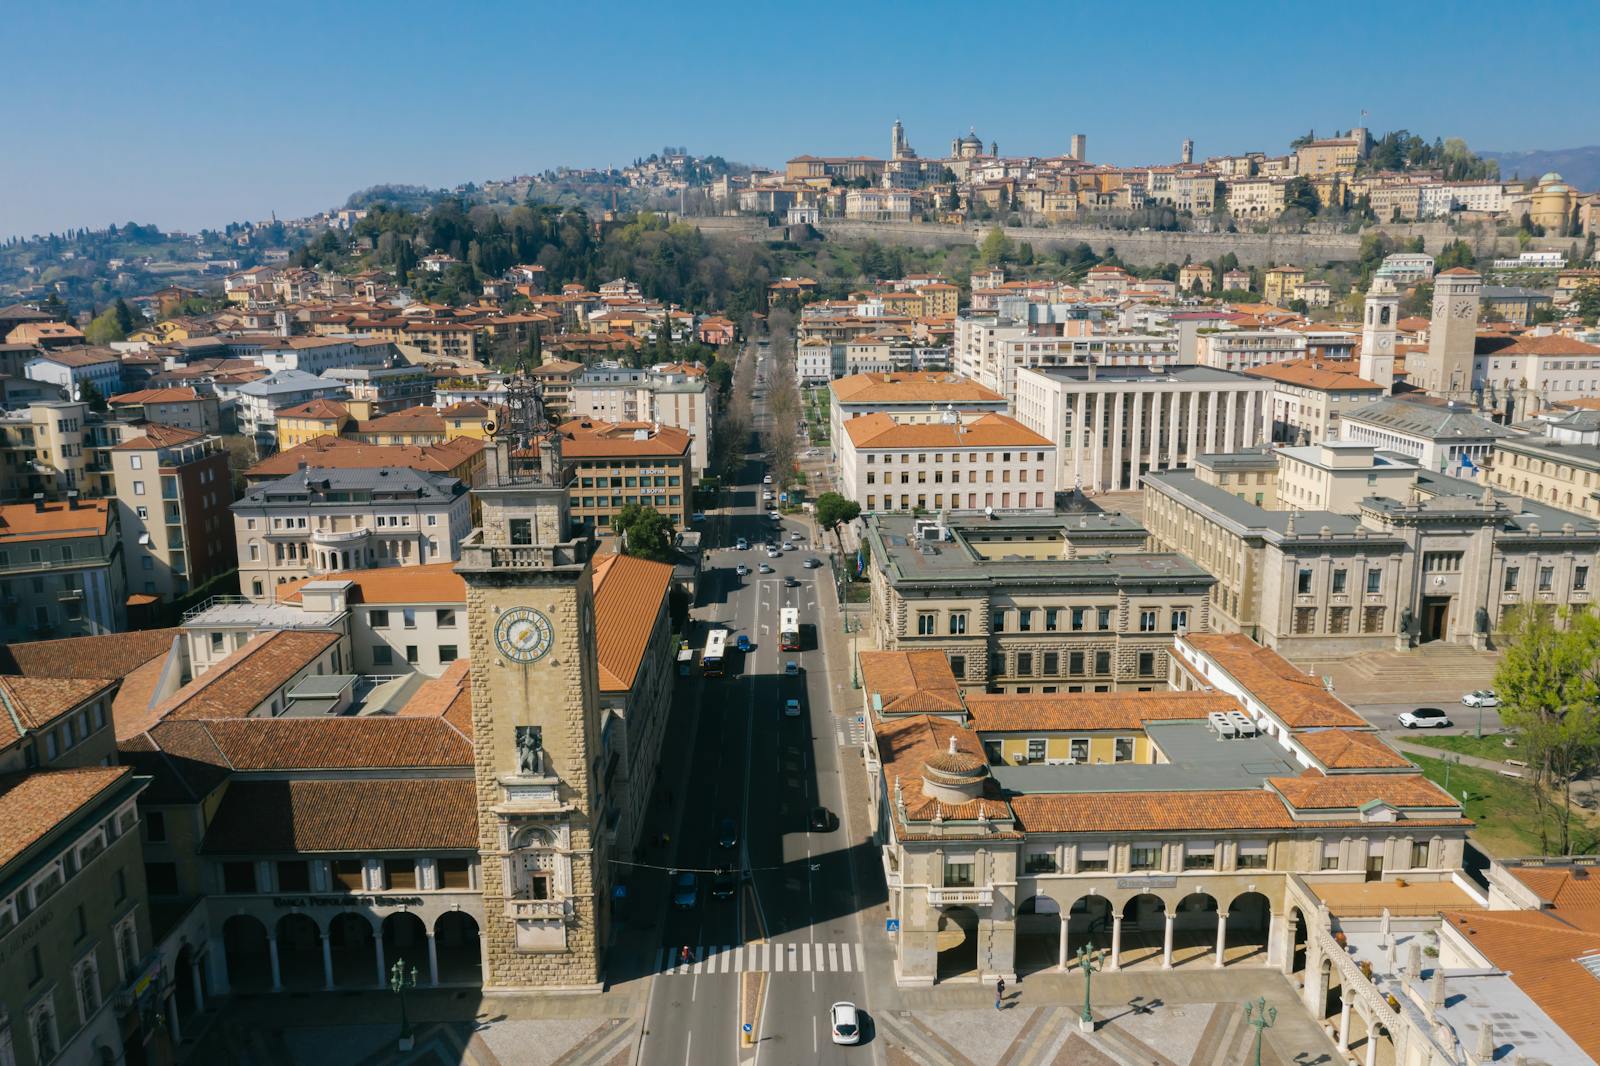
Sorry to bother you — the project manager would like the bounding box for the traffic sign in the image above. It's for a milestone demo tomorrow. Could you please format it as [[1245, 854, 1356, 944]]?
[[743, 1023, 753, 1033], [886, 919, 900, 933]]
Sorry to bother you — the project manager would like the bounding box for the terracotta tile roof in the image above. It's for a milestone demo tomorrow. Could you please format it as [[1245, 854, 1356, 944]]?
[[246, 435, 483, 478], [859, 650, 965, 715], [1181, 633, 1368, 729], [1295, 729, 1411, 770], [557, 419, 691, 458], [843, 411, 1052, 450], [439, 400, 492, 418], [591, 554, 674, 692], [113, 424, 204, 450], [0, 499, 112, 544], [117, 719, 231, 803], [874, 715, 1012, 827], [0, 766, 133, 867], [0, 627, 178, 682], [1475, 333, 1600, 357], [1245, 359, 1384, 391], [150, 630, 340, 726], [1011, 790, 1294, 833], [358, 406, 447, 433], [201, 778, 476, 854], [277, 398, 351, 420], [395, 658, 473, 736], [184, 717, 470, 770], [1504, 864, 1600, 931], [275, 561, 466, 605], [1269, 769, 1459, 811], [108, 387, 202, 405], [1438, 267, 1481, 276], [0, 675, 116, 744], [830, 372, 1004, 405], [965, 691, 1239, 733], [1438, 909, 1600, 1061]]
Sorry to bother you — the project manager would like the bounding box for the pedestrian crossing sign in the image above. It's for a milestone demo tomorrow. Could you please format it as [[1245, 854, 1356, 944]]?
[[886, 919, 900, 933]]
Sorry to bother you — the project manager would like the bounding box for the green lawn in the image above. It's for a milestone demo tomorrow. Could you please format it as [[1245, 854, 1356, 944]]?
[[1409, 752, 1600, 858], [1407, 733, 1523, 762]]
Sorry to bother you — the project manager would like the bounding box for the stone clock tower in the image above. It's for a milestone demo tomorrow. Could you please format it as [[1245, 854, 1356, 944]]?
[[1420, 267, 1481, 401], [455, 437, 610, 991], [1359, 276, 1398, 392]]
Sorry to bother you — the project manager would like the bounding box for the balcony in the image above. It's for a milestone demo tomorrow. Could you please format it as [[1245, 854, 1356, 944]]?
[[506, 896, 569, 922], [927, 885, 993, 907], [311, 527, 372, 547], [456, 530, 588, 572]]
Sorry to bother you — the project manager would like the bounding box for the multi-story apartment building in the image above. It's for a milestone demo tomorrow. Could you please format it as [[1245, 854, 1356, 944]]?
[[859, 631, 1466, 988], [862, 511, 1214, 693], [1339, 396, 1508, 477], [1197, 329, 1318, 372], [953, 311, 1174, 406], [106, 387, 221, 434], [232, 467, 472, 601], [1144, 445, 1600, 654], [1488, 408, 1600, 519], [557, 419, 694, 536], [1245, 360, 1387, 444], [566, 364, 712, 471], [322, 364, 436, 418], [1014, 365, 1269, 492], [234, 370, 347, 456], [839, 411, 1056, 514], [0, 401, 94, 499], [1263, 266, 1305, 307], [243, 436, 486, 490], [110, 425, 236, 603], [1224, 177, 1289, 219], [828, 372, 1006, 451], [23, 347, 124, 402], [526, 360, 584, 421], [0, 495, 127, 642]]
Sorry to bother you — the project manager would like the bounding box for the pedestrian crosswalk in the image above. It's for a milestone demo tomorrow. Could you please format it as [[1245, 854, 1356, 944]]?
[[656, 941, 865, 976]]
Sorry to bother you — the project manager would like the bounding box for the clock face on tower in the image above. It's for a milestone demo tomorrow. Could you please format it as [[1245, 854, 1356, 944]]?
[[1452, 301, 1474, 320], [494, 606, 554, 664]]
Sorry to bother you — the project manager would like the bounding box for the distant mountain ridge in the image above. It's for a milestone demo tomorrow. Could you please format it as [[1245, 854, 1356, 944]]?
[[1481, 145, 1600, 192]]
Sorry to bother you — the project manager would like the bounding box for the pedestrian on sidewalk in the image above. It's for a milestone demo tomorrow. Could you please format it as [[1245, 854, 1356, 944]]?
[[995, 977, 1005, 1009]]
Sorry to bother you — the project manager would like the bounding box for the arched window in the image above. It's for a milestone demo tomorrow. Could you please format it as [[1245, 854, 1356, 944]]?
[[31, 1005, 55, 1064], [78, 956, 99, 1021]]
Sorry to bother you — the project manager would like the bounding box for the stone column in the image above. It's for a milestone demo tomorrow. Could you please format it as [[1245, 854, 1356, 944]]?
[[1129, 390, 1144, 489], [1245, 389, 1261, 447], [1168, 390, 1183, 469], [208, 936, 231, 997], [1224, 390, 1238, 452], [1147, 388, 1163, 475], [1364, 1016, 1378, 1066], [1302, 941, 1323, 1014], [1110, 391, 1126, 490], [1073, 390, 1088, 491], [166, 994, 181, 1045], [1206, 390, 1220, 453], [321, 932, 335, 990], [191, 955, 206, 1012], [1161, 912, 1175, 969], [1338, 999, 1352, 1050], [427, 932, 440, 987], [1186, 391, 1200, 466], [1108, 915, 1122, 972], [1092, 392, 1106, 492], [267, 936, 283, 992], [1213, 914, 1228, 967], [374, 929, 387, 988], [1058, 916, 1070, 970]]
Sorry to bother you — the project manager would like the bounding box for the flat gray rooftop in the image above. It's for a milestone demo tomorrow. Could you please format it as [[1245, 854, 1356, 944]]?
[[181, 600, 345, 631], [989, 720, 1296, 795]]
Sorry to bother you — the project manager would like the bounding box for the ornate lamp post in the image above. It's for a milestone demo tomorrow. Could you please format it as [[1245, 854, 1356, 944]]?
[[1244, 995, 1277, 1066], [390, 957, 419, 1051], [1073, 943, 1102, 1033]]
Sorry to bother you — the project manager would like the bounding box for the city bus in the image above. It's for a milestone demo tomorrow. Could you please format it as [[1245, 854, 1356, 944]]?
[[779, 608, 800, 651], [702, 629, 729, 677]]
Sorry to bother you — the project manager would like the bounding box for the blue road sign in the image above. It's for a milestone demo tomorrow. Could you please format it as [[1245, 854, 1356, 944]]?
[[743, 1023, 753, 1033], [886, 919, 900, 933]]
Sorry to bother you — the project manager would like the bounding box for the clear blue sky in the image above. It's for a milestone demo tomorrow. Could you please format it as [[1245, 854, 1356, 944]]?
[[4, 0, 1597, 240]]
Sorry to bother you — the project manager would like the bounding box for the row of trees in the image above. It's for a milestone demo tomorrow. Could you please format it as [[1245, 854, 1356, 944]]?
[[761, 308, 801, 488]]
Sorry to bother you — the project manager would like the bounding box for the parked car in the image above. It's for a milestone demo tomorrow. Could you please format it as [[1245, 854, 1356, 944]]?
[[785, 576, 800, 588], [1399, 707, 1453, 729], [735, 538, 749, 550], [1460, 690, 1498, 708], [735, 634, 752, 652], [829, 1002, 861, 1045], [784, 698, 801, 717], [671, 872, 698, 909], [768, 510, 781, 521], [759, 563, 774, 574], [809, 806, 833, 832], [785, 661, 799, 676], [763, 474, 773, 485]]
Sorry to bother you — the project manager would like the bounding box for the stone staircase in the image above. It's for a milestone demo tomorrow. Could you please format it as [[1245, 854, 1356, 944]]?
[[1291, 644, 1502, 704]]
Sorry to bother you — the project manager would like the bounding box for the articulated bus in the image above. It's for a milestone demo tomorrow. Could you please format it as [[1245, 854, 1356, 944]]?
[[702, 629, 729, 677], [779, 608, 800, 651]]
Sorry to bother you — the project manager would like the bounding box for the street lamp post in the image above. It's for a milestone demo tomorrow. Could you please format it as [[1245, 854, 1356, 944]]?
[[1073, 943, 1102, 1033], [1244, 995, 1277, 1066], [390, 957, 418, 1051]]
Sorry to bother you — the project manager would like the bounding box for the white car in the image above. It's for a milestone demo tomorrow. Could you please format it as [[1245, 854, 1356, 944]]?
[[735, 565, 749, 576], [766, 547, 781, 558], [1460, 690, 1498, 708], [784, 698, 801, 717], [758, 563, 773, 574], [763, 474, 773, 485], [768, 510, 781, 521], [829, 1001, 861, 1045], [1398, 707, 1453, 729]]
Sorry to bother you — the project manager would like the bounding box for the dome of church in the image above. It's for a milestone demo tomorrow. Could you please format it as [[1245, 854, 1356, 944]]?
[[959, 130, 983, 147], [1538, 171, 1564, 185]]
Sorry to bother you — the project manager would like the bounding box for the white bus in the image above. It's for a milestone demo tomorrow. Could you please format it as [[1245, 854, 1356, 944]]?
[[779, 608, 800, 651], [702, 629, 729, 677]]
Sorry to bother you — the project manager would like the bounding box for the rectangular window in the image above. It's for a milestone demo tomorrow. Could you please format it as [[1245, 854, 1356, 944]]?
[[509, 518, 533, 545], [438, 858, 472, 889], [1539, 566, 1554, 591], [1411, 841, 1430, 868], [439, 645, 458, 663], [948, 613, 967, 635], [1578, 566, 1590, 592], [943, 861, 975, 888], [436, 609, 456, 627], [402, 608, 417, 629], [1139, 609, 1158, 632], [1503, 566, 1520, 591], [1024, 851, 1058, 874], [1070, 607, 1085, 631], [1077, 844, 1109, 872], [1331, 568, 1347, 594], [405, 645, 419, 665], [1070, 737, 1089, 762], [1114, 737, 1135, 762], [1026, 738, 1046, 762], [1238, 841, 1269, 869], [1042, 651, 1059, 675], [1129, 845, 1160, 871], [372, 645, 394, 666], [1043, 608, 1059, 632], [1068, 650, 1084, 676], [369, 609, 389, 628], [1293, 606, 1317, 634], [221, 861, 256, 893], [1137, 651, 1155, 676], [1016, 652, 1033, 676], [1362, 605, 1385, 633], [1184, 842, 1216, 870], [1329, 606, 1350, 633], [277, 861, 311, 892], [1366, 567, 1382, 594], [384, 859, 417, 890], [948, 655, 966, 679], [1094, 650, 1111, 676], [1297, 568, 1312, 594], [917, 612, 936, 636], [330, 859, 365, 892], [1097, 607, 1112, 630], [1017, 609, 1032, 632], [991, 609, 1006, 633]]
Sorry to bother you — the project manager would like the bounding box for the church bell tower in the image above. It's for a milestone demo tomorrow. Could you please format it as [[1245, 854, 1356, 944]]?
[[1359, 276, 1398, 393], [1421, 268, 1481, 402], [456, 425, 609, 991]]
